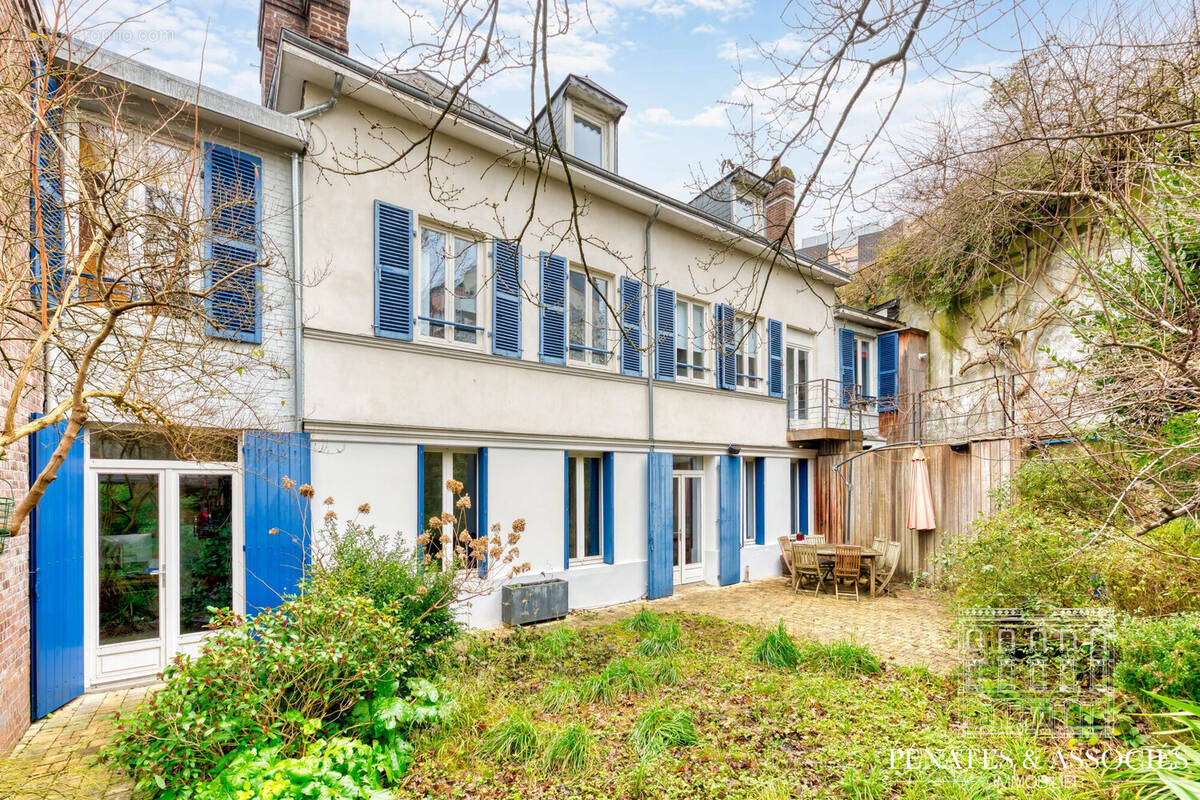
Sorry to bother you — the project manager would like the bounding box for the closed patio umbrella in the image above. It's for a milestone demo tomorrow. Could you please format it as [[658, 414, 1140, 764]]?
[[907, 446, 936, 530]]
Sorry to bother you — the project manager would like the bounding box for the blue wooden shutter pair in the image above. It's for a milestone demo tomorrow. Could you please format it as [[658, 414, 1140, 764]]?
[[30, 74, 66, 304], [718, 455, 741, 585], [539, 253, 568, 364], [767, 319, 784, 398], [619, 277, 643, 376], [754, 456, 766, 545], [492, 241, 522, 358], [877, 331, 899, 412], [374, 201, 414, 341], [204, 144, 262, 343], [243, 431, 312, 614], [30, 417, 84, 719], [838, 328, 856, 407], [653, 286, 676, 381], [715, 304, 736, 390], [646, 451, 673, 599]]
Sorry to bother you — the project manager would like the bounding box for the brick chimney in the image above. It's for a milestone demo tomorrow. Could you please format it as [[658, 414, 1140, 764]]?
[[763, 164, 795, 247], [258, 0, 351, 104]]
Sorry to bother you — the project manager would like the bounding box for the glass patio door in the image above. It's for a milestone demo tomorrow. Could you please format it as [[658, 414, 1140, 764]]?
[[672, 468, 703, 585], [92, 469, 236, 684]]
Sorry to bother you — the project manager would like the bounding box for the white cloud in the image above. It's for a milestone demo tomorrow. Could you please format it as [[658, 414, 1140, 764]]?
[[691, 24, 719, 35], [635, 105, 727, 129]]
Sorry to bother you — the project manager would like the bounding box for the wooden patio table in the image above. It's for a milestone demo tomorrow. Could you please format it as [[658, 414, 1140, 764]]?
[[807, 545, 882, 598]]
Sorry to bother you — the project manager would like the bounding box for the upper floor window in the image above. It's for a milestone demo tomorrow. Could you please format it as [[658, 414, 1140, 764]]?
[[735, 316, 760, 389], [572, 113, 604, 166], [675, 298, 706, 380], [858, 338, 871, 397], [569, 268, 610, 366], [786, 340, 810, 419], [419, 227, 481, 346], [734, 195, 761, 233]]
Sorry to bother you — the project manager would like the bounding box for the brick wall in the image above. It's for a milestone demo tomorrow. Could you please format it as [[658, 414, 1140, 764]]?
[[764, 165, 795, 247], [258, 0, 350, 103]]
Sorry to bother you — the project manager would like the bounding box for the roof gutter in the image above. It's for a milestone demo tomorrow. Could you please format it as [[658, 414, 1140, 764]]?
[[292, 73, 343, 120]]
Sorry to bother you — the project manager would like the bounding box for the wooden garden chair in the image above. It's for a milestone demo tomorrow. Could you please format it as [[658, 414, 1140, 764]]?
[[873, 540, 903, 595], [791, 542, 826, 595], [778, 536, 795, 582], [833, 545, 862, 602], [804, 534, 826, 545]]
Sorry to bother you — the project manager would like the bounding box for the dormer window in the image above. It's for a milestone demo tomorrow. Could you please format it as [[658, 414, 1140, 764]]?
[[734, 195, 761, 233], [572, 113, 604, 166]]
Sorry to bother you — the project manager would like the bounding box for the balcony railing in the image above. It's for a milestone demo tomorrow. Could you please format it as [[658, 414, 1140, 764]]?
[[787, 379, 879, 437]]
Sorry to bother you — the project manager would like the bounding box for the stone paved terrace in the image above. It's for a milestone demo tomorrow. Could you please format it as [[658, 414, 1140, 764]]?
[[568, 578, 960, 673], [0, 579, 957, 799]]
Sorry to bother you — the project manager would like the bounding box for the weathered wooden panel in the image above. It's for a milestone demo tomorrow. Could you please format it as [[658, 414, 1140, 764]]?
[[813, 438, 1020, 579]]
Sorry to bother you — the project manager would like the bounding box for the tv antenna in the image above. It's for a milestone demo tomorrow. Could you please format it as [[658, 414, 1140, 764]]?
[[717, 99, 755, 168]]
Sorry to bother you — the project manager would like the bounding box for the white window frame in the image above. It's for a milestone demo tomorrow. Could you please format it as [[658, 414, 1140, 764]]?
[[567, 265, 614, 370], [566, 98, 613, 170], [567, 452, 605, 564], [416, 222, 486, 351], [742, 458, 757, 544], [674, 296, 708, 383], [423, 448, 480, 571], [855, 335, 873, 398], [786, 332, 812, 420], [732, 194, 762, 234], [734, 315, 763, 392]]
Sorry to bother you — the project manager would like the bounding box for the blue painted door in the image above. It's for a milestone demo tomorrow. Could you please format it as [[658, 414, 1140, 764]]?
[[31, 421, 85, 719], [718, 455, 741, 585], [646, 452, 673, 599], [243, 431, 311, 614]]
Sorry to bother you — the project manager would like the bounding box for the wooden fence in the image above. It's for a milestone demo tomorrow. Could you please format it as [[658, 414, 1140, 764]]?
[[813, 438, 1021, 579]]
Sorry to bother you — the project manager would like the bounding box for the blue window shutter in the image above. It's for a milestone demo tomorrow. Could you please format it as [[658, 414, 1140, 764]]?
[[767, 319, 784, 398], [492, 240, 522, 358], [243, 431, 311, 615], [204, 143, 262, 343], [539, 253, 567, 364], [754, 456, 766, 545], [563, 451, 570, 570], [795, 459, 810, 538], [839, 328, 856, 407], [715, 304, 736, 390], [619, 276, 642, 376], [374, 200, 414, 341], [602, 452, 614, 565], [646, 452, 673, 599], [718, 455, 741, 585], [877, 331, 899, 412], [30, 76, 66, 304], [415, 445, 425, 562], [477, 447, 488, 577], [653, 286, 676, 381], [30, 417, 84, 719]]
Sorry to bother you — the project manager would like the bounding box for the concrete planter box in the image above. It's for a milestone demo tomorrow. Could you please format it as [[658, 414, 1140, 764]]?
[[501, 578, 568, 626]]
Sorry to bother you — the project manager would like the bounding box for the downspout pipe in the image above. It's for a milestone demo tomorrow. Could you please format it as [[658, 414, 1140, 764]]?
[[290, 152, 304, 432], [292, 73, 343, 120], [645, 203, 662, 451]]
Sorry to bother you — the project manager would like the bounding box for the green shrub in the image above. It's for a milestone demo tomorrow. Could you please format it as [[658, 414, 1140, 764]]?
[[798, 640, 883, 676], [1115, 613, 1200, 706], [482, 710, 540, 761], [751, 622, 802, 669], [307, 521, 461, 656], [532, 627, 580, 662], [1111, 694, 1200, 797], [625, 608, 661, 634], [635, 621, 681, 657], [542, 723, 594, 772], [193, 736, 411, 800], [631, 703, 698, 756], [105, 594, 412, 795]]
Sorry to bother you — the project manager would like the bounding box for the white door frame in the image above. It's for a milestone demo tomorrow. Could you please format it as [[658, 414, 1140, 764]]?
[[672, 465, 704, 584], [84, 443, 244, 688]]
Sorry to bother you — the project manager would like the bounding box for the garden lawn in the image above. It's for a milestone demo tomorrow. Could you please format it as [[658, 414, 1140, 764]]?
[[396, 612, 1109, 799]]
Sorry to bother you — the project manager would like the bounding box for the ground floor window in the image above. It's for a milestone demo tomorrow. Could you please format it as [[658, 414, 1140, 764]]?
[[422, 449, 478, 569], [790, 459, 809, 537], [742, 458, 757, 543], [567, 453, 604, 561]]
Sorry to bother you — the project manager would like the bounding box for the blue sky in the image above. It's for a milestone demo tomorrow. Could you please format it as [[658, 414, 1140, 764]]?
[[67, 0, 1112, 238]]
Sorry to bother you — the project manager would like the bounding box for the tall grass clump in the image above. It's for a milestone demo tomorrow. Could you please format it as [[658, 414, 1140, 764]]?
[[532, 627, 581, 662], [482, 710, 540, 761], [750, 621, 802, 669], [542, 723, 594, 772], [625, 608, 661, 634], [635, 621, 681, 657], [645, 657, 681, 686], [631, 703, 698, 756], [539, 678, 578, 713], [799, 639, 882, 676]]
